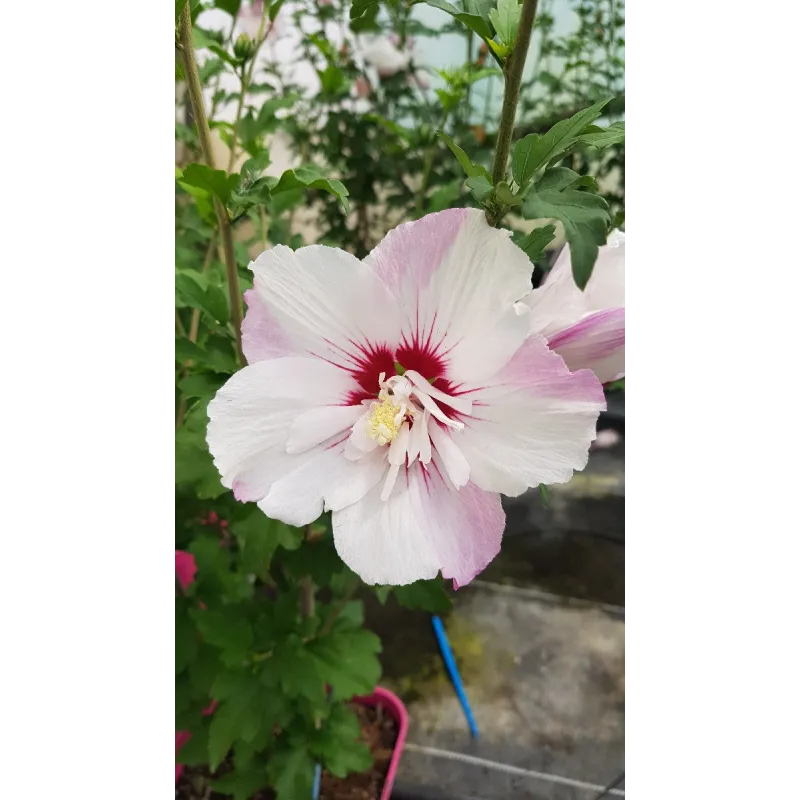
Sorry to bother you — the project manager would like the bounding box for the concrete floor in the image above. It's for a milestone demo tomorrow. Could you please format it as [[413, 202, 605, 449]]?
[[367, 438, 626, 799]]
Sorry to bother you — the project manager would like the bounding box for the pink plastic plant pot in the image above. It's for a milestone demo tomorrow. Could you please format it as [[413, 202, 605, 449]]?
[[352, 686, 409, 800], [175, 687, 409, 798]]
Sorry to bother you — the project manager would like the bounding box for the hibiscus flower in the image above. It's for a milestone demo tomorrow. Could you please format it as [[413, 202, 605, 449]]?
[[207, 209, 614, 586], [526, 230, 625, 384]]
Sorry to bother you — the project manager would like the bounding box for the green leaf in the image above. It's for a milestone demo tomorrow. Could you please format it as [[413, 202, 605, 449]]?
[[437, 131, 490, 180], [539, 484, 549, 506], [179, 163, 240, 205], [522, 169, 610, 289], [269, 0, 287, 21], [175, 271, 229, 324], [488, 0, 520, 48], [421, 0, 494, 40], [212, 769, 269, 800], [176, 724, 210, 766], [466, 174, 493, 202], [176, 337, 238, 373], [393, 577, 453, 613], [308, 627, 382, 699], [176, 601, 199, 675], [175, 424, 226, 498], [318, 65, 348, 96], [574, 120, 625, 149], [191, 608, 254, 666], [214, 0, 242, 16], [271, 167, 349, 213], [281, 538, 347, 588], [516, 223, 556, 263], [207, 677, 263, 770], [310, 705, 372, 777], [267, 745, 315, 800], [208, 43, 240, 67], [511, 133, 541, 187], [349, 0, 380, 20], [240, 150, 272, 180], [494, 180, 521, 206], [512, 98, 613, 182], [350, 0, 381, 31], [233, 511, 302, 579], [178, 372, 226, 401], [271, 637, 326, 702], [199, 58, 226, 84]]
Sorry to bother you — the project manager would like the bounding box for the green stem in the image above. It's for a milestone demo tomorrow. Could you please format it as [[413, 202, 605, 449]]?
[[299, 525, 316, 619], [178, 2, 244, 366], [489, 0, 540, 191], [319, 576, 361, 638]]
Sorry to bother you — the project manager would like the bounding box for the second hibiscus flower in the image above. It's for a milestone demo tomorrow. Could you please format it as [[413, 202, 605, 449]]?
[[207, 209, 622, 587]]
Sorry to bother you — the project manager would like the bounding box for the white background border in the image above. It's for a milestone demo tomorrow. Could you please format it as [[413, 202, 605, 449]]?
[[1, 0, 799, 797]]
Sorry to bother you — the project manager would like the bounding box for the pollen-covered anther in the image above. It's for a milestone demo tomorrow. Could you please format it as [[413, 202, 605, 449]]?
[[367, 399, 405, 445]]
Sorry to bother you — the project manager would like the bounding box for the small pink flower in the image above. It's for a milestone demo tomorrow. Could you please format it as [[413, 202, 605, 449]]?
[[207, 210, 606, 587], [175, 550, 197, 591], [526, 231, 625, 384]]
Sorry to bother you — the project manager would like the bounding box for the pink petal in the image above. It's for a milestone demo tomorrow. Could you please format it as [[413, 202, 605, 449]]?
[[454, 335, 606, 496], [175, 551, 197, 591], [332, 461, 504, 586], [364, 208, 534, 384], [241, 288, 294, 364], [546, 308, 625, 384]]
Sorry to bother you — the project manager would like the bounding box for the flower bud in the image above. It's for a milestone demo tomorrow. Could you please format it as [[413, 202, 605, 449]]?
[[233, 33, 256, 63]]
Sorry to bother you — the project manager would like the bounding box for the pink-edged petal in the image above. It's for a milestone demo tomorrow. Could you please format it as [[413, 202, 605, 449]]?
[[332, 462, 505, 586], [206, 358, 359, 503], [364, 208, 533, 383], [455, 334, 606, 496], [286, 405, 365, 455], [546, 307, 625, 384], [247, 244, 402, 378], [527, 231, 626, 383], [241, 288, 294, 364]]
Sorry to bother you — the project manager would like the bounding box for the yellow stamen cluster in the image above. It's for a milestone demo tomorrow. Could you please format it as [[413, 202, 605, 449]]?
[[368, 399, 403, 445]]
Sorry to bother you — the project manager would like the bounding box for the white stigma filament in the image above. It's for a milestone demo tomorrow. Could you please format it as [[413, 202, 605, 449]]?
[[345, 370, 473, 502]]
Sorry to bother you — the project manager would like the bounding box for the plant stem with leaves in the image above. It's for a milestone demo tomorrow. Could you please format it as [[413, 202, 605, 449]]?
[[227, 5, 273, 172], [178, 2, 244, 366], [490, 0, 540, 190]]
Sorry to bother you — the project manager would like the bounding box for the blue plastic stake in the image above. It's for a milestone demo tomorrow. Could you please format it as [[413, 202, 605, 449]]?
[[312, 763, 322, 800], [432, 615, 479, 738]]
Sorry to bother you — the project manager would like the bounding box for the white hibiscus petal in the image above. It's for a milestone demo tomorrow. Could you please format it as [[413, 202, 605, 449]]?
[[364, 208, 533, 383], [286, 405, 365, 455], [206, 358, 359, 502], [332, 464, 505, 586], [456, 335, 606, 495], [428, 422, 470, 489], [248, 243, 402, 372]]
